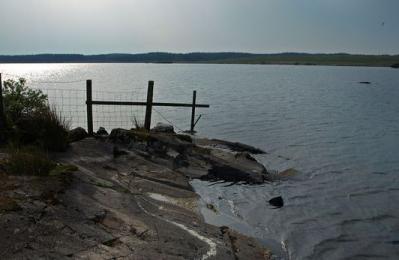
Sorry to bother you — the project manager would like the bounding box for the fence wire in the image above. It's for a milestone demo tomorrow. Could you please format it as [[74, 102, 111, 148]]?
[[1, 73, 202, 133]]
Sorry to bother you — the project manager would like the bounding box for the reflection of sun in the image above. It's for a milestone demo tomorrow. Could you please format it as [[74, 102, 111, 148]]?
[[0, 63, 82, 82]]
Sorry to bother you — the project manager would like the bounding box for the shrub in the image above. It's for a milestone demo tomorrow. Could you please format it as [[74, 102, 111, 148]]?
[[14, 106, 70, 151], [3, 78, 47, 124], [2, 78, 70, 151], [35, 107, 70, 151], [5, 145, 56, 176]]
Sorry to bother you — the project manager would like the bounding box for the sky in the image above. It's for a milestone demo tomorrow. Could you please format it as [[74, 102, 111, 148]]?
[[0, 0, 398, 55]]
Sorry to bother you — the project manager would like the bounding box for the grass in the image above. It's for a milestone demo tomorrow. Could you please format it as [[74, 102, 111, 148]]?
[[3, 145, 78, 178], [49, 164, 78, 176], [31, 106, 70, 151], [13, 106, 70, 152], [0, 196, 21, 213], [5, 145, 56, 176], [132, 116, 146, 131]]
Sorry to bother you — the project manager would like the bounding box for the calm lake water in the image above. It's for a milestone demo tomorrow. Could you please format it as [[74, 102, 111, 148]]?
[[1, 63, 399, 259]]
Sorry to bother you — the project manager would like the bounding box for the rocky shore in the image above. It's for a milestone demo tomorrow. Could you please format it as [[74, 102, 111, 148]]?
[[0, 125, 272, 259]]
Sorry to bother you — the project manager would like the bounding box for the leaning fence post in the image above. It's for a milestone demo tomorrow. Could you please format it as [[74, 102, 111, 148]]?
[[144, 81, 154, 131], [86, 79, 93, 135], [190, 90, 197, 133]]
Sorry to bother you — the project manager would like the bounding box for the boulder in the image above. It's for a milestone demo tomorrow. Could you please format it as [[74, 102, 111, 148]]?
[[151, 123, 174, 134], [68, 127, 88, 143], [391, 63, 399, 68], [96, 127, 108, 136], [109, 128, 153, 145], [109, 128, 133, 144], [269, 196, 284, 208]]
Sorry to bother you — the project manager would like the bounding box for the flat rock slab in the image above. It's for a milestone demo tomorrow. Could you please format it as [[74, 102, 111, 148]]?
[[0, 137, 272, 259]]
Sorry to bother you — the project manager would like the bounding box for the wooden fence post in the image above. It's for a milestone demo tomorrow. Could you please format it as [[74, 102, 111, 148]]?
[[144, 81, 154, 131], [190, 90, 197, 133], [0, 73, 5, 132], [86, 80, 93, 135]]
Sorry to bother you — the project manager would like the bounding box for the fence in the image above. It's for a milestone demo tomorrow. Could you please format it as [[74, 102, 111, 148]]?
[[0, 72, 210, 134]]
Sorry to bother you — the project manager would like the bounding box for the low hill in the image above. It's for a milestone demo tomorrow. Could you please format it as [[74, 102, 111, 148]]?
[[0, 52, 398, 67]]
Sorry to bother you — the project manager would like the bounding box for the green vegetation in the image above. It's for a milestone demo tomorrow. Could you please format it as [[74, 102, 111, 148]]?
[[132, 116, 145, 131], [3, 78, 70, 151], [49, 164, 79, 177], [0, 53, 398, 67], [0, 197, 21, 213], [3, 145, 78, 177], [3, 78, 47, 124], [207, 53, 399, 67], [1, 78, 74, 177], [5, 145, 56, 176], [24, 107, 70, 151]]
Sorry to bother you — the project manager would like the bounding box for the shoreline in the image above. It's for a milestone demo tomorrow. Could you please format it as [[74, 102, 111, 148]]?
[[0, 127, 274, 259], [1, 61, 399, 68]]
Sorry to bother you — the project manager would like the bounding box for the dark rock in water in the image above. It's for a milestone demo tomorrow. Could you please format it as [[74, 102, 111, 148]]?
[[68, 127, 88, 143], [391, 63, 399, 68], [358, 81, 371, 84], [269, 196, 284, 208], [151, 123, 174, 134], [202, 164, 264, 184], [96, 127, 108, 136], [209, 139, 265, 154]]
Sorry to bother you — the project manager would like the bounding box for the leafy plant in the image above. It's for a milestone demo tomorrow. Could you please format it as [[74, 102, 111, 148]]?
[[3, 78, 47, 124], [2, 78, 70, 151]]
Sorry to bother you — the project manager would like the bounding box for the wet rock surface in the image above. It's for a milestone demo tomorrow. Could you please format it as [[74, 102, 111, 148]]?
[[0, 131, 272, 259], [194, 138, 266, 154]]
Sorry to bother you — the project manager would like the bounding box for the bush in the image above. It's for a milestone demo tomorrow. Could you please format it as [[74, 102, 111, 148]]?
[[5, 145, 56, 176], [14, 106, 70, 151], [35, 107, 70, 151], [3, 78, 47, 124], [2, 78, 70, 151]]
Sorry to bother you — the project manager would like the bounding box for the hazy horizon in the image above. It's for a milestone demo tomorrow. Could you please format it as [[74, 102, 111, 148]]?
[[1, 51, 399, 56], [1, 0, 398, 56]]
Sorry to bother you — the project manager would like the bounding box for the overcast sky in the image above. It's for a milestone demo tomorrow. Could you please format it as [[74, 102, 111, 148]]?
[[0, 0, 398, 55]]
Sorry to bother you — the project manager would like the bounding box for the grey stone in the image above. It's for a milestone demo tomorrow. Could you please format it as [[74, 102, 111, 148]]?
[[68, 127, 88, 143], [96, 127, 108, 136], [151, 123, 174, 134]]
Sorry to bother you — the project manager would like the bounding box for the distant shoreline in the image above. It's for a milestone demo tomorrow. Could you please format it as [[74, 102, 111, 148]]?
[[1, 52, 398, 68]]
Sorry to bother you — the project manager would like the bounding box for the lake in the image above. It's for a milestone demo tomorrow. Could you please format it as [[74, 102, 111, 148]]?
[[1, 63, 399, 259]]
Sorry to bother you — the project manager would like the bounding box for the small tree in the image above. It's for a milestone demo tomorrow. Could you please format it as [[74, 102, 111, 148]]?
[[3, 78, 47, 124]]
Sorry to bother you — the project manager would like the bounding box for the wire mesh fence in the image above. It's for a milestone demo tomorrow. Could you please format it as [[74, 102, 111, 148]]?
[[1, 73, 208, 133], [36, 86, 149, 132], [92, 89, 147, 131]]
